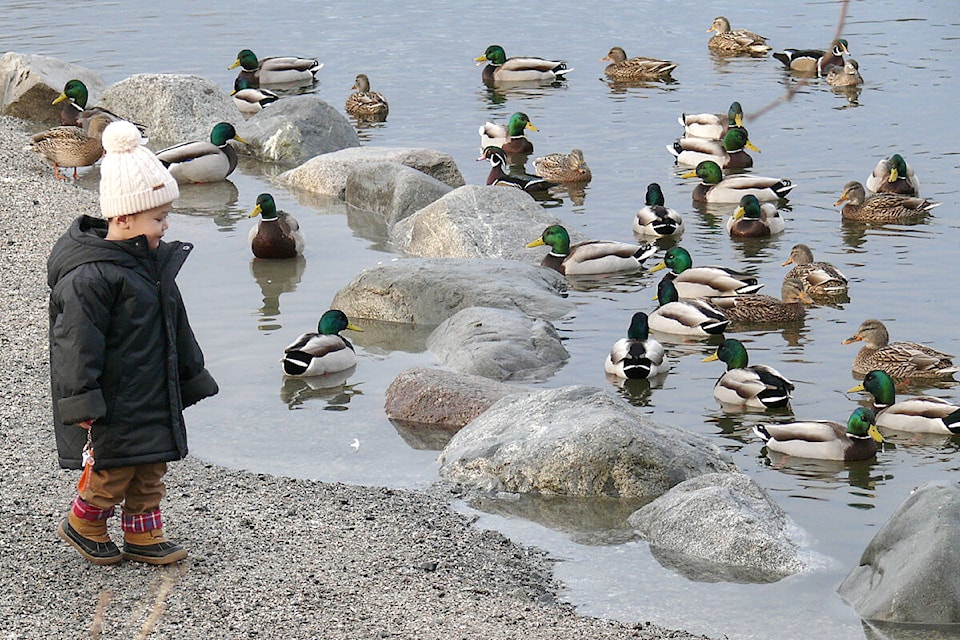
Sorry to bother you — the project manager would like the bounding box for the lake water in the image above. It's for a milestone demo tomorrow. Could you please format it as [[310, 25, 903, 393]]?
[[6, 1, 960, 638]]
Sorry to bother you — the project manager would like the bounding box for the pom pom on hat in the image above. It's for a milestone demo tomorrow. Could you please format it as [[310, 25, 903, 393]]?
[[99, 120, 179, 219]]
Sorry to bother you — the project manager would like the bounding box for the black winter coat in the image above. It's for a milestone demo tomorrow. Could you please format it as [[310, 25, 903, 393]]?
[[47, 215, 218, 470]]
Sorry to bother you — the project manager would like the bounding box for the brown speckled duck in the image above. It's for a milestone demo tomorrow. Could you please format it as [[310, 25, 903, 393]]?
[[842, 319, 957, 379], [345, 74, 389, 120], [708, 277, 812, 323], [781, 244, 848, 296], [601, 46, 677, 81], [24, 112, 111, 180], [834, 181, 938, 223], [706, 17, 771, 54]]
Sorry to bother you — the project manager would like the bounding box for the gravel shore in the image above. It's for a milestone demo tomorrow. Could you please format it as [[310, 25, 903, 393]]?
[[1, 116, 712, 640]]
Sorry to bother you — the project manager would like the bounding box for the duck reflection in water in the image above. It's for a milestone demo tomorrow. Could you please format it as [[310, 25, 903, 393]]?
[[249, 255, 306, 331], [280, 367, 362, 410]]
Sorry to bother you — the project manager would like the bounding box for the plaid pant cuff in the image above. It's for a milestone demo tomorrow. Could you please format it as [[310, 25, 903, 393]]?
[[71, 496, 115, 521], [121, 508, 163, 533]]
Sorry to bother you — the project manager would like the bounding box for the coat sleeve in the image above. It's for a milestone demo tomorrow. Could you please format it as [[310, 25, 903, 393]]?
[[171, 285, 219, 408]]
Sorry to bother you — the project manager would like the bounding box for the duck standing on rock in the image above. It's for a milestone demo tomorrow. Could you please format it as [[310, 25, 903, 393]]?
[[704, 338, 794, 409], [526, 224, 655, 276], [345, 73, 389, 121], [282, 310, 362, 377], [25, 112, 112, 180], [248, 193, 305, 260], [753, 407, 882, 461], [229, 49, 323, 87], [156, 122, 247, 184], [474, 44, 571, 85], [605, 312, 669, 380]]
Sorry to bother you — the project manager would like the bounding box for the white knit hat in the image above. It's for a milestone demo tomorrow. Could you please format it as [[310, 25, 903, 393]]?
[[98, 120, 179, 218]]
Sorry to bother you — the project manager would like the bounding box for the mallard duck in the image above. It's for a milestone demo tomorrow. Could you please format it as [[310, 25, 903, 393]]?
[[649, 277, 730, 336], [826, 59, 863, 87], [53, 79, 147, 135], [479, 146, 554, 192], [725, 194, 784, 237], [865, 153, 919, 196], [773, 39, 849, 76], [345, 74, 389, 120], [281, 310, 361, 377], [479, 112, 537, 155], [708, 277, 812, 323], [703, 338, 794, 409], [706, 16, 771, 54], [753, 407, 882, 461], [229, 49, 322, 87], [842, 319, 957, 379], [604, 312, 669, 380], [668, 127, 759, 169], [156, 122, 248, 184], [683, 161, 794, 203], [633, 183, 684, 238], [526, 224, 655, 276], [679, 101, 744, 140], [833, 180, 939, 223], [474, 44, 571, 84], [781, 243, 849, 296], [533, 149, 592, 183], [231, 77, 279, 115], [248, 193, 305, 260], [601, 46, 677, 81], [650, 246, 763, 298], [849, 370, 960, 435], [24, 112, 111, 180]]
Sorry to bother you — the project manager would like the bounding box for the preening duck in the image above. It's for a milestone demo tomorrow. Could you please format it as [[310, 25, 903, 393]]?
[[479, 146, 555, 192], [281, 310, 362, 377], [24, 112, 111, 180], [526, 224, 655, 276], [475, 44, 571, 85], [725, 194, 784, 237], [479, 112, 538, 155], [248, 193, 305, 260], [781, 244, 848, 296], [706, 17, 771, 54], [649, 277, 730, 337], [683, 160, 794, 203], [633, 183, 685, 238], [753, 407, 882, 461], [533, 149, 592, 183], [156, 122, 248, 184], [834, 181, 938, 223], [842, 319, 957, 380], [231, 77, 279, 115], [668, 127, 759, 169], [650, 246, 763, 298], [865, 154, 919, 196], [773, 39, 849, 76], [708, 277, 812, 323], [849, 370, 960, 435], [345, 74, 389, 120], [604, 312, 669, 380], [229, 49, 322, 87], [679, 101, 744, 140], [703, 338, 794, 409], [601, 46, 677, 81]]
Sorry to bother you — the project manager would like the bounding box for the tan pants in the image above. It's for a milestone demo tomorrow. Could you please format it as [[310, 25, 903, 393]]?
[[79, 462, 167, 515]]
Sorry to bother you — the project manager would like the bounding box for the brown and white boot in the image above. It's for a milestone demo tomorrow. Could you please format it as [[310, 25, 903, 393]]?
[[122, 529, 187, 565], [58, 512, 122, 565]]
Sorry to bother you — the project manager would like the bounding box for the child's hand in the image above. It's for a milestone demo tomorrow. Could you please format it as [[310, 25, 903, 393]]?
[[78, 420, 93, 430]]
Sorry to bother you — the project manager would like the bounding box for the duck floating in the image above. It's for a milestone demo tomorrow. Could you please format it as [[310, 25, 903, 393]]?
[[753, 407, 882, 461], [533, 149, 592, 183], [703, 338, 794, 409], [725, 194, 784, 237], [231, 77, 279, 115], [649, 277, 730, 337], [475, 44, 571, 85], [248, 193, 305, 260], [479, 112, 537, 155], [156, 122, 247, 184], [679, 101, 743, 140], [708, 277, 812, 323], [849, 370, 960, 435], [842, 319, 957, 380], [706, 17, 771, 54], [52, 79, 146, 135], [479, 146, 554, 192], [668, 127, 759, 169], [865, 154, 919, 196], [281, 310, 361, 377], [604, 312, 669, 380], [601, 46, 677, 81], [526, 224, 655, 276], [345, 74, 389, 121], [826, 59, 863, 87], [229, 49, 322, 87], [834, 181, 938, 223], [781, 244, 848, 296], [633, 183, 684, 238], [25, 112, 111, 180], [683, 161, 794, 203], [650, 246, 763, 298], [773, 39, 849, 76]]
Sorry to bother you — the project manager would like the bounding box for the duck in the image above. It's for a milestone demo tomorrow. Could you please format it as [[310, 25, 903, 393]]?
[[633, 182, 685, 238], [533, 149, 592, 183], [24, 112, 111, 180], [667, 127, 759, 169], [833, 180, 939, 223], [706, 16, 771, 54], [707, 277, 813, 323], [474, 44, 571, 85], [703, 338, 794, 409], [281, 310, 361, 377], [725, 194, 784, 237], [52, 79, 147, 135], [826, 59, 863, 87], [156, 122, 248, 184], [781, 244, 849, 296], [526, 224, 655, 276], [248, 193, 305, 260], [479, 146, 555, 192], [865, 153, 919, 196], [679, 101, 744, 140], [604, 312, 670, 380], [650, 246, 763, 298], [842, 319, 957, 380], [649, 277, 730, 336], [601, 46, 677, 81], [479, 112, 538, 155], [753, 407, 882, 461], [229, 49, 322, 87], [231, 77, 279, 115], [345, 74, 389, 120], [848, 370, 960, 435], [683, 160, 794, 203], [773, 39, 849, 76]]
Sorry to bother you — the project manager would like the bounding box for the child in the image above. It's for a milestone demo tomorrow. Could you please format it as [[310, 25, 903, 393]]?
[[47, 120, 218, 565]]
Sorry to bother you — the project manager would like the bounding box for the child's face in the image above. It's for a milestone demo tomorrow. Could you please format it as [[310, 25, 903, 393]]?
[[108, 204, 171, 250]]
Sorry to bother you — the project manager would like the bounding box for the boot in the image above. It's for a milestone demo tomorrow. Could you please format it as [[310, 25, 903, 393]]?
[[58, 512, 122, 565], [122, 529, 187, 565]]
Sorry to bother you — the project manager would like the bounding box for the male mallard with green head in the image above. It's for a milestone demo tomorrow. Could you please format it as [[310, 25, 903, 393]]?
[[479, 112, 538, 155], [282, 310, 362, 377], [526, 224, 655, 276], [229, 49, 323, 87], [633, 183, 684, 238], [753, 407, 882, 461], [849, 370, 960, 435], [650, 246, 763, 298], [725, 194, 784, 237], [703, 338, 794, 409], [475, 44, 571, 84], [248, 193, 305, 260], [683, 160, 794, 203], [604, 312, 669, 380], [865, 153, 919, 196], [156, 122, 248, 184]]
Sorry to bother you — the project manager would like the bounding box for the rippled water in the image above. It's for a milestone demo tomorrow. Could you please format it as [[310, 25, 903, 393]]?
[[6, 1, 960, 638]]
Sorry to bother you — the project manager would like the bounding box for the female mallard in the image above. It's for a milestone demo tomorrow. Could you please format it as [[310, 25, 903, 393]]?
[[52, 79, 147, 135], [834, 180, 938, 223], [781, 243, 848, 296], [706, 17, 771, 54], [633, 182, 684, 238], [649, 277, 730, 336], [526, 224, 655, 276], [229, 49, 322, 87], [24, 112, 111, 180], [281, 310, 361, 377], [683, 160, 794, 203], [345, 74, 389, 120], [826, 59, 863, 87], [156, 122, 248, 184], [479, 112, 538, 155], [650, 246, 763, 298], [668, 127, 759, 170], [679, 101, 744, 140], [231, 77, 279, 115], [605, 312, 669, 380], [474, 44, 571, 85], [753, 407, 882, 461], [849, 370, 960, 435], [773, 39, 849, 76], [865, 153, 919, 196], [703, 338, 794, 409], [601, 46, 677, 81], [725, 194, 784, 237], [533, 148, 592, 183], [479, 146, 554, 192], [842, 319, 957, 379], [248, 193, 305, 260], [708, 277, 812, 323]]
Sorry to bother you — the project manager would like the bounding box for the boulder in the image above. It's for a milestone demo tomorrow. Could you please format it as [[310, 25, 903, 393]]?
[[426, 307, 568, 381], [344, 162, 452, 230], [628, 472, 806, 583], [0, 52, 105, 125], [438, 386, 737, 498]]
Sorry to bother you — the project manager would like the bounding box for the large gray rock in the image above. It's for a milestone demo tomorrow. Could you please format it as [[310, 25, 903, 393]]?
[[628, 472, 806, 583], [345, 162, 452, 229], [0, 52, 105, 125], [235, 95, 359, 167], [838, 481, 960, 624], [427, 307, 568, 381], [278, 146, 465, 197], [438, 386, 737, 498], [99, 74, 239, 145], [330, 258, 574, 326]]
